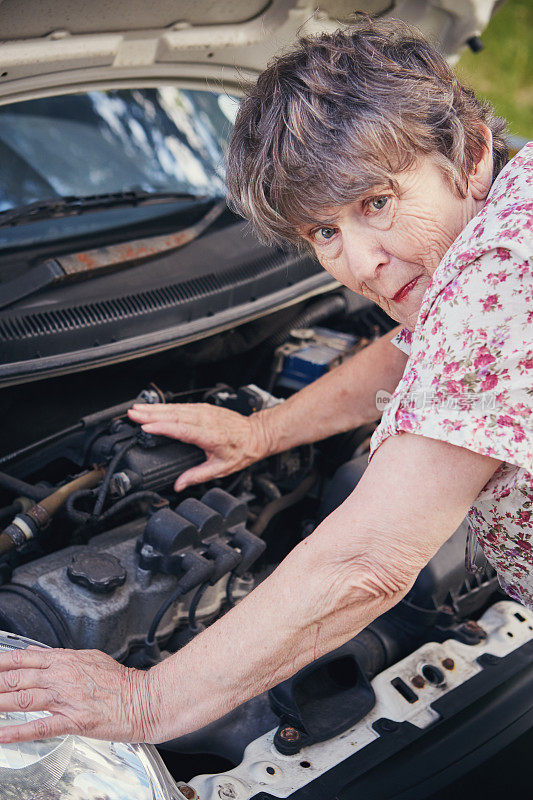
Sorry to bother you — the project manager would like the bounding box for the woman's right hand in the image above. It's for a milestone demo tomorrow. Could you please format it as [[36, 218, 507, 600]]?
[[127, 403, 271, 491]]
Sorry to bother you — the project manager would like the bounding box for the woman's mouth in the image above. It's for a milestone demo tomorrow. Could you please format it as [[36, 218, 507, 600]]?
[[393, 276, 420, 303]]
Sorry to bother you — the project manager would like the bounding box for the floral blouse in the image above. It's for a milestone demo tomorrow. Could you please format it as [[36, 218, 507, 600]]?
[[370, 143, 533, 608]]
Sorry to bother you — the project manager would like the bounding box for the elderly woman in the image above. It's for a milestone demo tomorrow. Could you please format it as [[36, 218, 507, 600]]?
[[0, 18, 530, 746]]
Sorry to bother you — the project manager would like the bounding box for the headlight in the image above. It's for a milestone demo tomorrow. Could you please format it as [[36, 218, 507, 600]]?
[[0, 632, 190, 800]]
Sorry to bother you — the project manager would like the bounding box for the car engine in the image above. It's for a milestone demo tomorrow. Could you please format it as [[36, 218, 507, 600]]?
[[0, 296, 512, 782]]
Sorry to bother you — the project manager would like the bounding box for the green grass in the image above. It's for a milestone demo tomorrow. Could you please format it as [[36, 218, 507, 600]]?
[[454, 0, 532, 139]]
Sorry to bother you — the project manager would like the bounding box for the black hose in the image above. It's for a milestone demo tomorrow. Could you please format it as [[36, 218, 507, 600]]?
[[0, 423, 83, 468], [0, 471, 49, 502], [188, 581, 210, 631], [65, 489, 98, 524], [146, 584, 185, 646], [0, 501, 22, 523], [226, 573, 238, 607], [251, 471, 318, 537], [92, 439, 135, 518], [68, 489, 165, 525]]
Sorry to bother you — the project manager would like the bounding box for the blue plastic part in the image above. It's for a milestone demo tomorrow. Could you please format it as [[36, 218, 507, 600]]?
[[277, 327, 357, 391]]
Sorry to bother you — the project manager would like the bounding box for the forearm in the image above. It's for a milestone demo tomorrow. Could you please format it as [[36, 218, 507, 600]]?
[[254, 325, 407, 455]]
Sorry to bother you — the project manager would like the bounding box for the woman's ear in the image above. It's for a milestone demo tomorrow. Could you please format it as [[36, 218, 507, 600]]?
[[469, 124, 494, 201]]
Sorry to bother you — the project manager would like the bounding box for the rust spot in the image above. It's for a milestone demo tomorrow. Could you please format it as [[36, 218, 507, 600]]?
[[279, 726, 300, 742], [411, 675, 425, 689], [442, 658, 455, 670]]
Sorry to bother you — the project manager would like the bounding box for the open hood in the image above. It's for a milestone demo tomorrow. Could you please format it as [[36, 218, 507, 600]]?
[[0, 0, 500, 104], [0, 0, 502, 387]]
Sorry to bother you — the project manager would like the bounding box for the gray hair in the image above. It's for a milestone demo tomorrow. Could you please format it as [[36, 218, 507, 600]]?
[[226, 16, 509, 246]]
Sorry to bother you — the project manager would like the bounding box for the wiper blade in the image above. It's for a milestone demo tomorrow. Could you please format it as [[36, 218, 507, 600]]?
[[0, 190, 216, 228], [0, 199, 227, 310]]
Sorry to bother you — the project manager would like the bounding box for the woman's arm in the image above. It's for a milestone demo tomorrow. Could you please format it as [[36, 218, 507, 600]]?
[[0, 432, 500, 744], [128, 326, 408, 490]]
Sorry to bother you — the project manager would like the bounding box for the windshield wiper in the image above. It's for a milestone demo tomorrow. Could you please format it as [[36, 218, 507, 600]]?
[[0, 198, 227, 310], [0, 190, 218, 229]]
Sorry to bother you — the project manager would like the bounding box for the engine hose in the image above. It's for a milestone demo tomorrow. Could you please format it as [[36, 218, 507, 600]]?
[[0, 423, 84, 469], [99, 491, 167, 522], [38, 468, 105, 517], [92, 439, 135, 518], [226, 572, 238, 607], [0, 500, 23, 523], [251, 470, 318, 537], [146, 584, 186, 646], [188, 581, 210, 631], [65, 489, 98, 525], [0, 467, 105, 556], [0, 471, 49, 502], [254, 476, 282, 502], [67, 489, 166, 525], [265, 294, 347, 351]]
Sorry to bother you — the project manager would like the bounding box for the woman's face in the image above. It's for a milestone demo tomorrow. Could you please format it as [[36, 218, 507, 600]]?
[[302, 154, 490, 330]]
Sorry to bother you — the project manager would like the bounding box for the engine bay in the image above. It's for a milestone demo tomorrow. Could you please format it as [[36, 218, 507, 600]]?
[[0, 296, 518, 789]]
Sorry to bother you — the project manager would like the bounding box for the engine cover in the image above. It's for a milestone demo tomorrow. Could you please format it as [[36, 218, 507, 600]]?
[[0, 518, 253, 659]]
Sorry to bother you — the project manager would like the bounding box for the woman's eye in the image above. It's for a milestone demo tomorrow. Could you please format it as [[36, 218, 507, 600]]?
[[368, 196, 388, 211], [313, 227, 337, 242]]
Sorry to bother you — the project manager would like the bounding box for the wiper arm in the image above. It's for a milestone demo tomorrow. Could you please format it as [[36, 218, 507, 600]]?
[[0, 199, 227, 310], [0, 190, 217, 228]]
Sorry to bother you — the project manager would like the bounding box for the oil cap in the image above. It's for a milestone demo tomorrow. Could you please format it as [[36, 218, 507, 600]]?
[[67, 551, 127, 594]]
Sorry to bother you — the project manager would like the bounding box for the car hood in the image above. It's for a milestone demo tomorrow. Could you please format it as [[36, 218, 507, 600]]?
[[0, 0, 500, 103], [0, 0, 500, 387]]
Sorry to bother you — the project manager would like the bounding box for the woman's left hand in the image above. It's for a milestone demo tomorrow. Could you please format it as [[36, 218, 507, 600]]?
[[0, 646, 158, 744]]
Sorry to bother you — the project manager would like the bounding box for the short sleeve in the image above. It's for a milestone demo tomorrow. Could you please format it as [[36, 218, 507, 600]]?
[[370, 246, 533, 472], [391, 327, 413, 355]]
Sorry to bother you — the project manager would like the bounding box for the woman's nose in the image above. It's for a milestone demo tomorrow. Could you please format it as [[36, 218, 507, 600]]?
[[343, 229, 389, 289]]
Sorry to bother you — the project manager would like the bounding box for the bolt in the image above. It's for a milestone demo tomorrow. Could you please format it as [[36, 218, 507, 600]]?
[[442, 658, 455, 670], [279, 726, 301, 742], [411, 675, 425, 689], [179, 786, 196, 800]]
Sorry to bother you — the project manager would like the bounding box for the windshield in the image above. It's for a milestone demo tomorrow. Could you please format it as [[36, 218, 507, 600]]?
[[0, 87, 240, 213]]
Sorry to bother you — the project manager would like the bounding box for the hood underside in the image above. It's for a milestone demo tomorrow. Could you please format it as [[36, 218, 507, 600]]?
[[0, 0, 500, 103]]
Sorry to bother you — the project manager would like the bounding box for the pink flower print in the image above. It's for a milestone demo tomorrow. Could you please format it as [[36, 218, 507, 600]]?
[[481, 374, 498, 391], [513, 429, 526, 443], [474, 346, 496, 369], [494, 248, 511, 262], [446, 379, 464, 396], [441, 285, 456, 302], [517, 510, 531, 524], [397, 410, 417, 431], [433, 347, 446, 364], [443, 360, 461, 374], [443, 419, 464, 432], [481, 294, 501, 312], [518, 355, 533, 372], [497, 415, 514, 427]]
